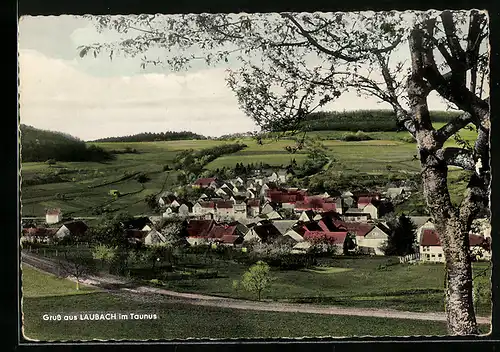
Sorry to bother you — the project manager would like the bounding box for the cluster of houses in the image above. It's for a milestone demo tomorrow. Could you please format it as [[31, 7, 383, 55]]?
[[22, 172, 491, 263], [158, 173, 409, 223]]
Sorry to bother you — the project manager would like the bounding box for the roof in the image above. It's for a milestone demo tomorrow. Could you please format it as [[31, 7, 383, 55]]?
[[345, 208, 369, 215], [198, 201, 215, 209], [343, 222, 375, 237], [216, 201, 234, 209], [272, 220, 298, 235], [160, 194, 177, 203], [303, 231, 349, 244], [420, 230, 489, 249], [357, 197, 373, 206], [247, 199, 260, 207], [219, 235, 243, 244], [122, 217, 151, 230], [410, 216, 433, 228], [293, 241, 312, 250], [387, 187, 404, 195], [208, 224, 237, 239], [303, 221, 323, 231], [46, 209, 61, 215], [193, 177, 217, 186], [252, 223, 282, 242], [62, 221, 88, 235], [23, 227, 58, 237], [187, 220, 215, 237]]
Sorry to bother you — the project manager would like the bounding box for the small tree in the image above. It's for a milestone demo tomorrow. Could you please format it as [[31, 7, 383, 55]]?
[[57, 250, 95, 291], [240, 261, 274, 301], [91, 244, 117, 270]]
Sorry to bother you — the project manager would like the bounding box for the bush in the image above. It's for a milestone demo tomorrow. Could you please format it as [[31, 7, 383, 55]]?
[[341, 131, 373, 141], [401, 135, 417, 143]]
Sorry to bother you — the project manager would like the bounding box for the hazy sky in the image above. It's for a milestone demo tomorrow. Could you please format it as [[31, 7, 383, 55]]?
[[18, 14, 450, 141]]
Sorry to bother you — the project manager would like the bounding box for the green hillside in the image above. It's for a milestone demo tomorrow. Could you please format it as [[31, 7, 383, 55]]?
[[20, 124, 113, 163]]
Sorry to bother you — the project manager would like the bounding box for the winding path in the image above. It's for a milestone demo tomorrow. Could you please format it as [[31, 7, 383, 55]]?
[[22, 252, 491, 325]]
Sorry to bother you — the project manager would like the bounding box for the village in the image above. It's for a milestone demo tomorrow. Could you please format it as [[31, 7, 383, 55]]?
[[21, 167, 492, 264]]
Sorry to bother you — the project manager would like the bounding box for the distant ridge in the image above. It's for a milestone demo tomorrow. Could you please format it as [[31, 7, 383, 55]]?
[[20, 124, 113, 162], [91, 131, 207, 143]]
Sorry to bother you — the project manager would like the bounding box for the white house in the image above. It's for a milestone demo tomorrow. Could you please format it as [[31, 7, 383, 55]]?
[[386, 187, 405, 199], [298, 210, 315, 222], [55, 221, 88, 240], [268, 172, 279, 183], [46, 209, 62, 225], [273, 220, 298, 235], [144, 229, 167, 246], [261, 203, 275, 215], [277, 170, 288, 184], [192, 202, 215, 217], [162, 207, 174, 218], [419, 229, 491, 263], [215, 201, 235, 220], [233, 201, 247, 220], [216, 188, 228, 197], [362, 203, 379, 220], [265, 210, 282, 220], [260, 183, 270, 196], [357, 226, 390, 255], [343, 208, 371, 222], [178, 203, 191, 217], [283, 229, 305, 243]]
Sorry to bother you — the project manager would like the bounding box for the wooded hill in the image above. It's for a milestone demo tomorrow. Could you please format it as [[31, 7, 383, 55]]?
[[274, 110, 461, 132], [92, 131, 207, 143], [20, 124, 113, 163]]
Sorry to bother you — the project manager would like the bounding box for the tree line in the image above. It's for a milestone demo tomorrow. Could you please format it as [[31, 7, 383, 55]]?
[[92, 131, 207, 143]]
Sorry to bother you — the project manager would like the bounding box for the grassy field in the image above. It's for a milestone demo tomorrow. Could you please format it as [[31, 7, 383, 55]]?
[[22, 264, 482, 341], [146, 256, 491, 317], [20, 124, 478, 217]]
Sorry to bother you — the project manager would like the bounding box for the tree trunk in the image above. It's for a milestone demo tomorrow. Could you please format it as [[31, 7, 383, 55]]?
[[76, 279, 80, 291], [420, 163, 478, 335]]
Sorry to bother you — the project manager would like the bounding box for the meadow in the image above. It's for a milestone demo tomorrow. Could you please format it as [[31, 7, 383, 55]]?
[[20, 122, 477, 218], [22, 264, 483, 341]]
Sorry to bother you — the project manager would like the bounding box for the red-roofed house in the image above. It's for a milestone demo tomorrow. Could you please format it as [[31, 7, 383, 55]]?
[[420, 229, 491, 262], [21, 227, 58, 243], [186, 219, 215, 245], [302, 230, 355, 254], [192, 177, 218, 189], [207, 224, 243, 246], [45, 209, 62, 225]]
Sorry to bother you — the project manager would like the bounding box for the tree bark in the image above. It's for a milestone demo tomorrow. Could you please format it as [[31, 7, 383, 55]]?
[[409, 26, 479, 335]]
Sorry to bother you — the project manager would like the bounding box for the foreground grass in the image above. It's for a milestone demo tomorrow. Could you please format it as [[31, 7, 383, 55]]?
[[23, 289, 463, 341], [21, 261, 490, 340], [22, 265, 96, 298]]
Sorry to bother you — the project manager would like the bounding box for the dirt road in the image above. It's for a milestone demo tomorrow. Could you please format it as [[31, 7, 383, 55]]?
[[21, 252, 491, 325]]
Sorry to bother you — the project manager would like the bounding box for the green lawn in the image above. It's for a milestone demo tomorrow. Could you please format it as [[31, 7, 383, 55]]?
[[137, 256, 492, 317], [21, 266, 471, 341], [22, 265, 96, 297]]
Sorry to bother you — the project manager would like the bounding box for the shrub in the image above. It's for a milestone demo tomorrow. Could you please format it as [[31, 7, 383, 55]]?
[[401, 135, 417, 143], [341, 131, 373, 141]]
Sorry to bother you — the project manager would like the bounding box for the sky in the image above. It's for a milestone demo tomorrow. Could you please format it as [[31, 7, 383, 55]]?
[[18, 14, 452, 141]]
